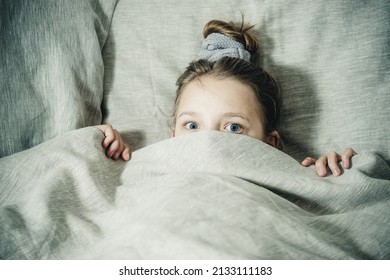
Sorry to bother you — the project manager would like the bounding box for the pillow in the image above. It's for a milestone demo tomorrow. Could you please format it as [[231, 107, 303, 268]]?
[[0, 0, 118, 158], [103, 0, 389, 163]]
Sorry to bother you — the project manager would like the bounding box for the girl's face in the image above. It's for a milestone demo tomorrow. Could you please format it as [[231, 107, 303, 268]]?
[[173, 76, 278, 146]]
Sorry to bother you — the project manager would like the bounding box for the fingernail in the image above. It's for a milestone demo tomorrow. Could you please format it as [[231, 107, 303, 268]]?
[[332, 168, 340, 176]]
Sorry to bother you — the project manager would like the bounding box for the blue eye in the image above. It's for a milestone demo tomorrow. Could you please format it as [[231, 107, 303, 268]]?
[[184, 122, 199, 130], [225, 123, 243, 134]]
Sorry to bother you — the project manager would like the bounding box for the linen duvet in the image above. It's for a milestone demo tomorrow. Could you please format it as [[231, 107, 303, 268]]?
[[1, 128, 388, 259]]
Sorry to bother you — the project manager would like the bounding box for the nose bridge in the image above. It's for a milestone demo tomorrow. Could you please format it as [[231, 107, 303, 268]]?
[[203, 114, 220, 131]]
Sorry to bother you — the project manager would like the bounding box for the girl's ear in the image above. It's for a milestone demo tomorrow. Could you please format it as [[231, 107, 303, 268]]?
[[266, 131, 283, 149]]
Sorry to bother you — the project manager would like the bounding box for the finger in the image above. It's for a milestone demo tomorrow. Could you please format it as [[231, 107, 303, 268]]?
[[121, 145, 132, 161], [315, 156, 328, 177], [327, 151, 342, 176], [102, 126, 116, 148], [106, 139, 120, 158], [301, 157, 316, 167], [341, 148, 357, 169], [109, 130, 125, 159], [113, 152, 121, 160]]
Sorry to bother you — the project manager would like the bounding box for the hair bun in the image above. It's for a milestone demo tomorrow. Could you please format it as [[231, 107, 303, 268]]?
[[198, 32, 251, 62], [203, 20, 259, 55]]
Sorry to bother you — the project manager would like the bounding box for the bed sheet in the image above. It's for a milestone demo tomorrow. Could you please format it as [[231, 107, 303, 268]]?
[[0, 128, 389, 259]]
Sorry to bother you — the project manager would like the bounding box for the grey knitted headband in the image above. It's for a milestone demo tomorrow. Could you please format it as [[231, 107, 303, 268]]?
[[198, 33, 251, 62]]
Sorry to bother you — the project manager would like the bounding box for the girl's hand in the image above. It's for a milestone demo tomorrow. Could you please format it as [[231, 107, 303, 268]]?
[[94, 124, 131, 161], [301, 148, 357, 177]]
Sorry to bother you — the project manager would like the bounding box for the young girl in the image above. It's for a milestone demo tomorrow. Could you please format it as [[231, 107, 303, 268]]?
[[96, 19, 356, 177]]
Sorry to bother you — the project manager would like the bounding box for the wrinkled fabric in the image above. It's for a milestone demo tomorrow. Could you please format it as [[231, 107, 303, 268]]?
[[0, 0, 118, 157], [1, 129, 389, 259]]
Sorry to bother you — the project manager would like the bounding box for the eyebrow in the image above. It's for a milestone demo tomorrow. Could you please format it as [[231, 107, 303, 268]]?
[[177, 112, 199, 119], [222, 113, 250, 122], [177, 111, 250, 123]]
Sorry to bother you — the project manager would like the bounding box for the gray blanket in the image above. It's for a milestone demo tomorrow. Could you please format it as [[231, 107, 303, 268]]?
[[0, 128, 389, 259]]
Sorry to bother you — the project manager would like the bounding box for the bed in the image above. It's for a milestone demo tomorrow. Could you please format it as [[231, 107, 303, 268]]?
[[0, 0, 389, 259]]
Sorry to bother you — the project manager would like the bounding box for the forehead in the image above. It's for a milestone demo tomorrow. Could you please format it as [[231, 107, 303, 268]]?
[[178, 76, 261, 113]]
